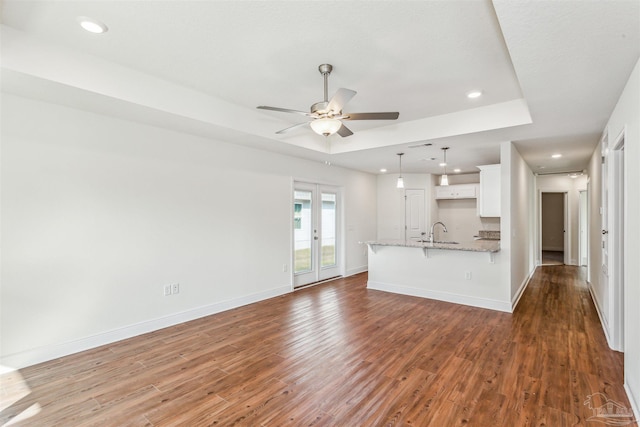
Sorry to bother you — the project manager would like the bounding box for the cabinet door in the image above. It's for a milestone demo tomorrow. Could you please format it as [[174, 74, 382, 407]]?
[[478, 165, 501, 217], [455, 185, 477, 198], [435, 186, 455, 199], [435, 184, 477, 199]]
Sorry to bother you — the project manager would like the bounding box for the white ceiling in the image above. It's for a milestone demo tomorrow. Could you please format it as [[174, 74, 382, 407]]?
[[1, 0, 638, 176]]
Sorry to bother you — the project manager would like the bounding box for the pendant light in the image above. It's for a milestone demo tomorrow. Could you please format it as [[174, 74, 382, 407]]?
[[396, 153, 405, 188], [440, 147, 449, 186]]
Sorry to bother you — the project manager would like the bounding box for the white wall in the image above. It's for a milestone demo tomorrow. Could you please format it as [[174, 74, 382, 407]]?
[[537, 174, 589, 264], [601, 58, 640, 417], [436, 199, 480, 242], [376, 173, 434, 240], [502, 142, 537, 305], [0, 94, 377, 368]]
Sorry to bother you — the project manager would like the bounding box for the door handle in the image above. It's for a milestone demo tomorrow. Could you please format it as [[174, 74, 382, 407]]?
[[602, 230, 608, 235], [314, 236, 319, 240]]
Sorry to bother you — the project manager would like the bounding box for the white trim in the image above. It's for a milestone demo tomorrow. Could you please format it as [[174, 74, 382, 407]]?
[[624, 383, 640, 423], [608, 128, 625, 351], [1, 285, 290, 369], [345, 265, 368, 277], [538, 190, 570, 267], [588, 281, 613, 348], [511, 266, 536, 311], [367, 280, 512, 313]]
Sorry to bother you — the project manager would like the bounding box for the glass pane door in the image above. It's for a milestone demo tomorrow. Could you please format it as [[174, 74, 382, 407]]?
[[320, 193, 336, 268], [294, 190, 313, 274], [293, 183, 341, 287]]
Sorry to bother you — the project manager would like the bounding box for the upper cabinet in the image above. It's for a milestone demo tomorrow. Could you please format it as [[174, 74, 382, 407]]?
[[477, 164, 501, 217], [435, 183, 478, 200]]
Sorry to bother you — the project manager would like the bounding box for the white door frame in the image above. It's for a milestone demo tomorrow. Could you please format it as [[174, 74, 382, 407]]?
[[607, 129, 625, 350], [579, 190, 588, 267], [538, 190, 569, 265]]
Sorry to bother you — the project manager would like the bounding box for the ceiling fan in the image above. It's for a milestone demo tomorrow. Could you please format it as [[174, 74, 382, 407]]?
[[257, 64, 399, 137]]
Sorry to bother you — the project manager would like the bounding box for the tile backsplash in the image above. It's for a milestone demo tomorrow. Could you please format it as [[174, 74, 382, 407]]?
[[478, 230, 501, 240]]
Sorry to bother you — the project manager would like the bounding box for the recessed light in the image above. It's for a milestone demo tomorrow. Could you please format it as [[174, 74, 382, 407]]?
[[467, 90, 483, 99], [77, 16, 108, 34], [439, 162, 447, 167], [551, 153, 562, 159], [380, 168, 387, 173], [453, 168, 461, 173]]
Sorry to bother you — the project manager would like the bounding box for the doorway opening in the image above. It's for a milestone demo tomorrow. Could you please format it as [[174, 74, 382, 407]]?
[[541, 192, 567, 265]]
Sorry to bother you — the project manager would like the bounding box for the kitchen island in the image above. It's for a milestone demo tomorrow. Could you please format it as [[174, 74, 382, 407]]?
[[366, 239, 510, 312]]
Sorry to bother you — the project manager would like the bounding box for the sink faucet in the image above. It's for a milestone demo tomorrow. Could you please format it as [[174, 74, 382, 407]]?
[[429, 221, 448, 243]]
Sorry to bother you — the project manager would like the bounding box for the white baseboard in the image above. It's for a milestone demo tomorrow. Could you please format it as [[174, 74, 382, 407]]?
[[345, 265, 367, 277], [367, 280, 511, 313], [1, 285, 291, 369], [587, 282, 613, 349], [624, 383, 640, 424], [511, 266, 537, 311]]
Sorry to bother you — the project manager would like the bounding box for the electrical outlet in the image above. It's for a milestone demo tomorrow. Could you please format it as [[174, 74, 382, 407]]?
[[465, 272, 472, 280], [164, 284, 172, 296], [172, 283, 180, 294]]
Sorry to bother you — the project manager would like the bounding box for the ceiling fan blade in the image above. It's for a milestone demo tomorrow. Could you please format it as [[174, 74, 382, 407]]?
[[257, 106, 312, 116], [327, 88, 357, 113], [344, 112, 399, 120], [337, 123, 353, 137], [275, 122, 310, 134]]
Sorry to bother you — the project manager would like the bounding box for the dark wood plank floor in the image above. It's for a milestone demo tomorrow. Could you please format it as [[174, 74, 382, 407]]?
[[1, 266, 631, 426], [541, 250, 564, 265]]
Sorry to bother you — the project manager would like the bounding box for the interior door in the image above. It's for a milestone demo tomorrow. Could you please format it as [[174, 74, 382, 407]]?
[[293, 182, 341, 288], [405, 189, 425, 240]]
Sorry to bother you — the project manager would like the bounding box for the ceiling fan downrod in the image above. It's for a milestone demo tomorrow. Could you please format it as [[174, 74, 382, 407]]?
[[311, 64, 334, 116], [319, 63, 333, 103]]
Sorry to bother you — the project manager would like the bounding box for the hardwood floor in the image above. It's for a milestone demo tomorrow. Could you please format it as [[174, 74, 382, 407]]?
[[541, 250, 564, 265], [1, 266, 631, 426]]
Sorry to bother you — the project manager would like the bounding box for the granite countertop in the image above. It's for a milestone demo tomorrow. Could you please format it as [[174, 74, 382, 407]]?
[[365, 239, 500, 253]]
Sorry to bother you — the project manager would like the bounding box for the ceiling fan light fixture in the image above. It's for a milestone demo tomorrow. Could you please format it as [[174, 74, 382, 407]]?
[[310, 118, 342, 136]]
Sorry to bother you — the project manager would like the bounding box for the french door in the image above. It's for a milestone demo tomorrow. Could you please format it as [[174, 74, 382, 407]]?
[[293, 182, 341, 288]]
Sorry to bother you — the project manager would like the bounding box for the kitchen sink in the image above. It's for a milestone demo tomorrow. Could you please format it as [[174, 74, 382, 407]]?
[[415, 240, 459, 244]]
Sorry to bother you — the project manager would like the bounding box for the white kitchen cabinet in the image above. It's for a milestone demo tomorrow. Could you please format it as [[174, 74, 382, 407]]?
[[435, 183, 478, 199], [477, 164, 501, 217]]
